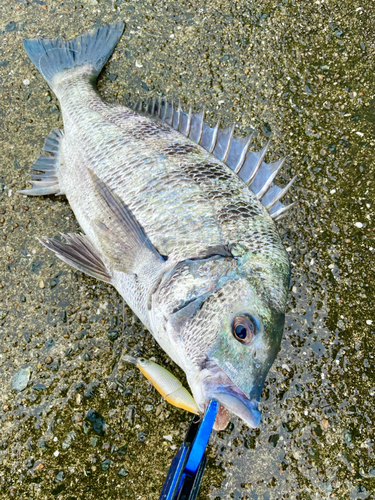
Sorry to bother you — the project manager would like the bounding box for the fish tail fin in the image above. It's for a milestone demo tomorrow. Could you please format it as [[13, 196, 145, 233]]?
[[23, 22, 124, 89]]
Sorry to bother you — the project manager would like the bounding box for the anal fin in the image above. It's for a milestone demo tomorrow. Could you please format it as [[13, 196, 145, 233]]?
[[39, 233, 112, 283], [18, 129, 64, 196]]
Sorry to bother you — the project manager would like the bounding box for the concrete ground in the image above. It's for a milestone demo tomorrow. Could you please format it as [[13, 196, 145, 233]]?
[[0, 0, 374, 499]]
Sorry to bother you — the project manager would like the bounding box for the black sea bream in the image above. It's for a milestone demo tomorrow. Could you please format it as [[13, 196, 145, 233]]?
[[20, 23, 295, 430]]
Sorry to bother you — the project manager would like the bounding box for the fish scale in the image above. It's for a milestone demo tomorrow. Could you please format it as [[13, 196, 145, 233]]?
[[21, 23, 294, 431]]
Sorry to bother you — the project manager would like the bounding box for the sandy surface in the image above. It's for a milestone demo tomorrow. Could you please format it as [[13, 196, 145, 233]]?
[[0, 1, 374, 499]]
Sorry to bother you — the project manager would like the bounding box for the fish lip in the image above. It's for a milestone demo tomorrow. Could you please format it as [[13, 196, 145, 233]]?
[[209, 388, 261, 429], [189, 361, 261, 429]]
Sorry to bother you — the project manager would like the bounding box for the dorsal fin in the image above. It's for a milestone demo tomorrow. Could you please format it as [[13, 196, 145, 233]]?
[[134, 98, 296, 219]]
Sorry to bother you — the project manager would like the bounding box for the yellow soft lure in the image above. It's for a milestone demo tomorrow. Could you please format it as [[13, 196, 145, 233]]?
[[123, 356, 200, 415]]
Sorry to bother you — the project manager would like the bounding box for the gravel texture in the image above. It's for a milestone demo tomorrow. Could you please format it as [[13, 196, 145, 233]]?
[[0, 1, 374, 499]]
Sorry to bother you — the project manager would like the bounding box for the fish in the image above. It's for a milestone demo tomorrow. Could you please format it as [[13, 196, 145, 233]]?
[[123, 356, 199, 415], [20, 23, 294, 431]]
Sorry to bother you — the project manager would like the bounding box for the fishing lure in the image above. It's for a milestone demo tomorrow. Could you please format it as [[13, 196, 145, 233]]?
[[123, 356, 199, 415]]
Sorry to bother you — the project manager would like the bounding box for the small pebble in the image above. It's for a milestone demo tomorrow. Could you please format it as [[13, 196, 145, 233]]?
[[101, 459, 111, 471], [118, 468, 128, 477], [39, 280, 45, 289], [83, 421, 91, 434], [44, 356, 53, 365], [86, 409, 106, 436], [107, 330, 119, 341], [62, 431, 76, 450], [125, 405, 135, 426], [137, 431, 148, 442], [12, 367, 32, 392], [163, 435, 173, 442], [23, 79, 30, 85], [118, 444, 127, 455], [354, 222, 363, 228], [56, 471, 64, 482], [33, 383, 46, 391]]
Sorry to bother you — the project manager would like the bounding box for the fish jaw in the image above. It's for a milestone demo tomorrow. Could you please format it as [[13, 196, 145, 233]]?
[[188, 362, 262, 431]]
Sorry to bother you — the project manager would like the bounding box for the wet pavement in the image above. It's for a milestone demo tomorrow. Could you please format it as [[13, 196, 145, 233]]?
[[0, 1, 374, 499]]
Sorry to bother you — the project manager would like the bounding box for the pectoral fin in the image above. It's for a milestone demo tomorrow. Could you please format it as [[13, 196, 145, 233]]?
[[88, 169, 167, 275]]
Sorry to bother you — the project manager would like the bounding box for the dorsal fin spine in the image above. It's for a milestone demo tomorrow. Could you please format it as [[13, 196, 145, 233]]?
[[265, 175, 297, 211], [222, 123, 235, 162], [197, 109, 205, 144], [234, 133, 253, 174], [168, 100, 174, 126], [176, 101, 182, 131], [209, 119, 220, 153], [169, 99, 174, 127], [246, 141, 271, 187], [186, 105, 193, 137], [150, 97, 156, 116], [162, 100, 167, 120], [255, 157, 286, 201], [271, 202, 296, 221], [157, 97, 162, 118]]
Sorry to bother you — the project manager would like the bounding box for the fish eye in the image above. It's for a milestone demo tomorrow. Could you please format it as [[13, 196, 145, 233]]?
[[232, 315, 257, 344]]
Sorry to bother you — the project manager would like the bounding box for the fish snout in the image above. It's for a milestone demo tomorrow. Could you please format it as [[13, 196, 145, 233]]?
[[190, 363, 262, 431], [209, 389, 261, 430]]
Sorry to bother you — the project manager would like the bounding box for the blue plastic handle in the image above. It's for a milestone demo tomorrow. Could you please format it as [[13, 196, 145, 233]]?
[[184, 400, 218, 475], [159, 399, 219, 500], [161, 444, 189, 500]]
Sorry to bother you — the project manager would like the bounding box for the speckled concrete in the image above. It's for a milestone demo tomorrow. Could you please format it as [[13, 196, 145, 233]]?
[[0, 1, 374, 499]]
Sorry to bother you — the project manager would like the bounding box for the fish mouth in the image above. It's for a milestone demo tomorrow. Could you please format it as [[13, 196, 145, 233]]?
[[189, 361, 261, 431]]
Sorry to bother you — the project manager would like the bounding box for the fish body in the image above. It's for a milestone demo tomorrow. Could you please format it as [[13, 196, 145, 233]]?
[[21, 23, 293, 430]]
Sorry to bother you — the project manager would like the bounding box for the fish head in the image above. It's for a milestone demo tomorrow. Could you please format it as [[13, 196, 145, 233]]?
[[183, 274, 287, 430], [152, 253, 289, 430]]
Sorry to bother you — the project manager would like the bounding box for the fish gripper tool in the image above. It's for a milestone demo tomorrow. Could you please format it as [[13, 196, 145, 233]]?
[[159, 399, 218, 500]]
